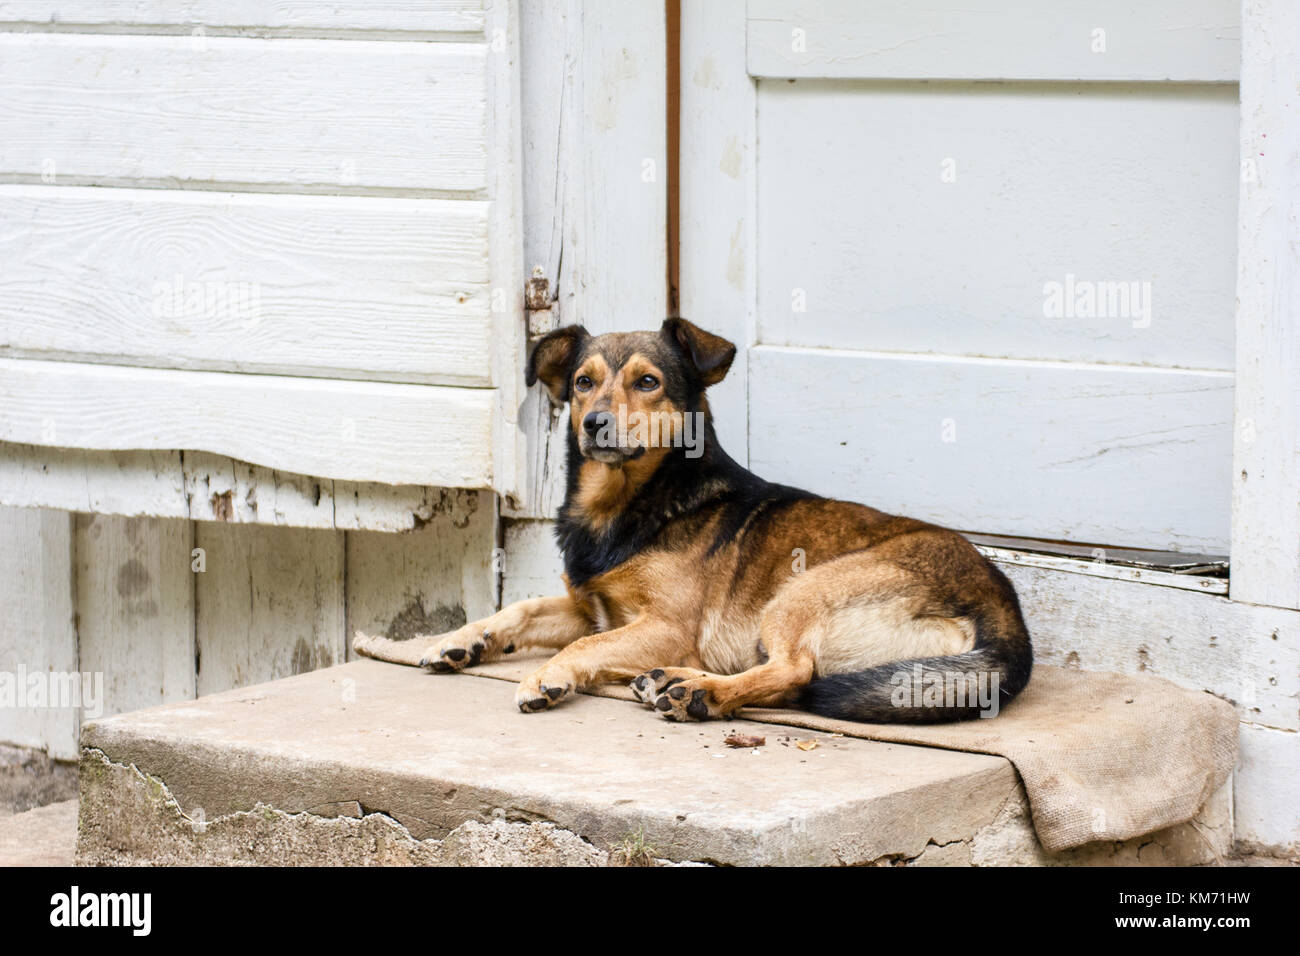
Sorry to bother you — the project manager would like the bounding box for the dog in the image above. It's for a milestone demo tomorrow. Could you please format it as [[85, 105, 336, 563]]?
[[354, 318, 1032, 722]]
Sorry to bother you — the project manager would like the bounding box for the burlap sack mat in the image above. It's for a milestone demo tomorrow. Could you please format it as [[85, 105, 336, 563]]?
[[357, 637, 1238, 853]]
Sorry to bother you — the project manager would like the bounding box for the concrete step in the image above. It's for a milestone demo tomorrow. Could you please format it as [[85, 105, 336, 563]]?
[[76, 660, 1229, 866]]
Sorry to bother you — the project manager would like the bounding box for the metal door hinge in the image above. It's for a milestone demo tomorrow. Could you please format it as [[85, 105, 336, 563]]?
[[526, 265, 557, 340]]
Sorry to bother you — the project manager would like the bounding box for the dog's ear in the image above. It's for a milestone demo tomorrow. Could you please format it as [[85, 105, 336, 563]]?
[[662, 317, 736, 387], [526, 325, 590, 406]]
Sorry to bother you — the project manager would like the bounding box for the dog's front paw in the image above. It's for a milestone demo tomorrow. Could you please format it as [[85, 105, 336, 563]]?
[[515, 670, 575, 713], [419, 626, 495, 673], [648, 678, 728, 722]]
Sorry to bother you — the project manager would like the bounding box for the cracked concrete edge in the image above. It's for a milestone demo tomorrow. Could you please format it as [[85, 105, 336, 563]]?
[[883, 779, 1234, 867], [78, 717, 1026, 865], [75, 744, 1232, 867], [74, 749, 706, 867]]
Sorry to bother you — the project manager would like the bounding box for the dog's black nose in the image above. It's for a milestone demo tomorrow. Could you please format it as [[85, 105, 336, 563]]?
[[583, 411, 613, 437]]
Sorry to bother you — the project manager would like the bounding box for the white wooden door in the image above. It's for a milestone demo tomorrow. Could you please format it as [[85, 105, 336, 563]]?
[[683, 0, 1239, 554]]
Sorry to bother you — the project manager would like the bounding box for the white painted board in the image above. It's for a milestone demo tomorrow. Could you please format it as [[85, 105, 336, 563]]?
[[747, 0, 1240, 81], [0, 186, 493, 386], [1234, 723, 1300, 852], [193, 522, 344, 696], [1231, 0, 1300, 611], [749, 345, 1233, 553], [999, 560, 1299, 731], [74, 514, 195, 718], [0, 506, 78, 759], [345, 494, 496, 657], [679, 0, 754, 463], [0, 33, 487, 191], [0, 359, 496, 488], [0, 1, 485, 33], [509, 0, 668, 517]]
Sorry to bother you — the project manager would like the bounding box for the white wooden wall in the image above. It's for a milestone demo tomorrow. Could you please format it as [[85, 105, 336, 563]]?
[[0, 499, 497, 761], [0, 1, 518, 757], [0, 0, 524, 495]]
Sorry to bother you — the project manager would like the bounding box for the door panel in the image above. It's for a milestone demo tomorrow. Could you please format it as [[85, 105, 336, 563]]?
[[705, 0, 1241, 552], [757, 80, 1238, 370], [747, 0, 1239, 82], [750, 346, 1233, 552]]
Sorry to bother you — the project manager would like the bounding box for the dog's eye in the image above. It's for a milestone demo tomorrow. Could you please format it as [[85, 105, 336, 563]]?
[[574, 375, 593, 392], [635, 374, 659, 391]]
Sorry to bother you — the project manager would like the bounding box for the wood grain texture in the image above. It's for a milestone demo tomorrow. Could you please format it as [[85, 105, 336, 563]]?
[[0, 33, 487, 191], [0, 505, 78, 759], [500, 518, 564, 604], [747, 0, 1240, 81], [485, 0, 527, 505], [978, 544, 1228, 596], [0, 186, 493, 385], [0, 1, 485, 33], [0, 359, 496, 488], [998, 561, 1300, 732], [0, 441, 500, 532], [1231, 0, 1300, 610], [509, 0, 668, 518], [755, 80, 1238, 371], [344, 492, 496, 660], [74, 513, 195, 717], [1234, 723, 1300, 852], [748, 345, 1233, 553], [678, 0, 752, 462], [193, 522, 344, 696], [182, 451, 334, 528], [0, 443, 187, 518]]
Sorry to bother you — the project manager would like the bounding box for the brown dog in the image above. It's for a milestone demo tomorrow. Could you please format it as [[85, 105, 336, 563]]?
[[354, 318, 1032, 722]]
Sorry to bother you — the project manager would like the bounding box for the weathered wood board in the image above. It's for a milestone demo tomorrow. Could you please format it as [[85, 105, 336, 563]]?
[[678, 0, 753, 462], [0, 33, 487, 191], [1000, 561, 1299, 732], [1231, 0, 1300, 611], [0, 186, 493, 386], [0, 505, 79, 759], [747, 0, 1240, 81], [0, 441, 499, 533], [500, 518, 564, 604], [507, 0, 668, 518], [193, 522, 345, 696], [0, 359, 495, 488], [74, 514, 195, 717], [0, 1, 485, 34], [345, 491, 497, 658]]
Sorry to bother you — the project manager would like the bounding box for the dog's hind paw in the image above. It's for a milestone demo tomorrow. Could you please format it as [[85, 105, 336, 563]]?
[[629, 668, 682, 705], [650, 678, 730, 722]]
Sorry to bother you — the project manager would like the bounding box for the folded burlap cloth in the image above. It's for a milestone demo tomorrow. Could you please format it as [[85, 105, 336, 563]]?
[[361, 639, 1238, 853]]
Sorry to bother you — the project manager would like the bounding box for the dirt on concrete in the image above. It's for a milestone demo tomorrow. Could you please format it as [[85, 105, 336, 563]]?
[[0, 744, 78, 816]]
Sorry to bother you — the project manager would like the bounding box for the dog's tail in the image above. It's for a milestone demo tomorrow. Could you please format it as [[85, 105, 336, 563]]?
[[797, 613, 1033, 724]]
